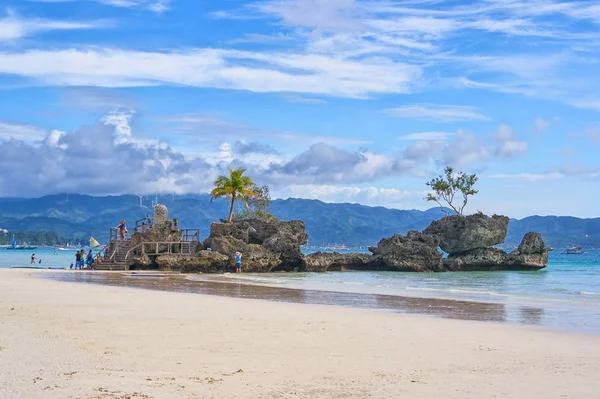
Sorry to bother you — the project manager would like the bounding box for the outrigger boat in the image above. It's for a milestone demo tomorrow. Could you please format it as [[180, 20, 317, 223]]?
[[4, 235, 36, 250], [564, 246, 585, 254]]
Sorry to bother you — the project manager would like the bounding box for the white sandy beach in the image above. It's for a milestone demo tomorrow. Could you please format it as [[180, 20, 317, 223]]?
[[1, 269, 599, 399]]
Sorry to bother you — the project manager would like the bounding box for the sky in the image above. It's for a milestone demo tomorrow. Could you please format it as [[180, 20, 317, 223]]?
[[0, 0, 599, 218]]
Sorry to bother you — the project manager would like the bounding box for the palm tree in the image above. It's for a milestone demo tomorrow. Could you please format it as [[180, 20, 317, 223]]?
[[210, 168, 257, 223]]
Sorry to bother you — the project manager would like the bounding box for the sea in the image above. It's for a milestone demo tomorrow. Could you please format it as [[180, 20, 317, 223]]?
[[3, 247, 600, 332], [0, 247, 95, 270]]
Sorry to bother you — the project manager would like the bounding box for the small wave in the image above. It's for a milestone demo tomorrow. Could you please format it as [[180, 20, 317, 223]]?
[[580, 291, 600, 297], [544, 288, 570, 293], [342, 282, 365, 285]]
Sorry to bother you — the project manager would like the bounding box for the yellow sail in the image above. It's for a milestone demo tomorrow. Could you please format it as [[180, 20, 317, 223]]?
[[90, 237, 101, 248]]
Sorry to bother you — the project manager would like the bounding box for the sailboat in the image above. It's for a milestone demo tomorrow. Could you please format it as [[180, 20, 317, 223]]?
[[5, 235, 37, 250]]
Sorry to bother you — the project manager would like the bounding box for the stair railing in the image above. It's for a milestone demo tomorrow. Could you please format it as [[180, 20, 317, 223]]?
[[181, 229, 200, 242], [125, 243, 143, 260], [109, 244, 117, 262], [133, 216, 153, 233]]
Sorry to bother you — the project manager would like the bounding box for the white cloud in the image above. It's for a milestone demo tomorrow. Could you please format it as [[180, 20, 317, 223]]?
[[488, 172, 563, 181], [489, 165, 600, 182], [532, 117, 551, 134], [398, 132, 453, 141], [157, 114, 370, 148], [275, 184, 427, 208], [441, 130, 491, 169], [495, 140, 528, 158], [4, 0, 600, 109], [0, 48, 420, 98], [29, 0, 172, 12], [0, 114, 419, 196], [384, 104, 488, 122], [493, 124, 528, 158], [0, 121, 48, 141], [0, 10, 106, 41]]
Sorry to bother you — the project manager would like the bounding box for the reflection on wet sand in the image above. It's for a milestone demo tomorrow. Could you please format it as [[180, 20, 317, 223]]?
[[45, 272, 514, 323], [519, 307, 545, 325], [40, 271, 600, 333]]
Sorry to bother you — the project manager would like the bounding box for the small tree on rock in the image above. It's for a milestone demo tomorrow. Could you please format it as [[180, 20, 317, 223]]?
[[426, 166, 478, 217], [235, 184, 278, 222]]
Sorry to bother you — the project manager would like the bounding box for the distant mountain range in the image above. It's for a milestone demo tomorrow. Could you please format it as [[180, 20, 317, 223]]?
[[0, 194, 598, 249]]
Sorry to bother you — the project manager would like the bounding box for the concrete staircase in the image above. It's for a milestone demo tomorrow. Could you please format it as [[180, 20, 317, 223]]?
[[95, 240, 131, 271], [180, 241, 191, 254]]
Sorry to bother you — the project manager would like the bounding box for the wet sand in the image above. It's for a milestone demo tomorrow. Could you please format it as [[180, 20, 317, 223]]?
[[2, 269, 600, 399], [42, 270, 598, 332]]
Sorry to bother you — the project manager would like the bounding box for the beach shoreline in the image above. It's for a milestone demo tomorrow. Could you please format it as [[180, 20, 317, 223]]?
[[39, 269, 600, 334], [1, 269, 600, 398]]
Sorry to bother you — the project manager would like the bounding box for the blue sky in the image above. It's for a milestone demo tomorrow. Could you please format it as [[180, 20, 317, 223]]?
[[0, 0, 599, 218]]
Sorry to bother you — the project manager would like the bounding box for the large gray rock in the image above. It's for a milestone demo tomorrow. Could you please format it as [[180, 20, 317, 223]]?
[[157, 251, 229, 273], [423, 213, 509, 255], [368, 231, 444, 272], [444, 247, 509, 271], [304, 252, 373, 272], [517, 232, 546, 254], [507, 232, 548, 269], [153, 203, 169, 225], [444, 232, 548, 271]]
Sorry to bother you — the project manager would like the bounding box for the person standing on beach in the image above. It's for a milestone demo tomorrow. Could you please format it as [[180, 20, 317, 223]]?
[[87, 250, 94, 269], [75, 250, 82, 269], [117, 220, 127, 240], [31, 253, 36, 264], [235, 251, 242, 273]]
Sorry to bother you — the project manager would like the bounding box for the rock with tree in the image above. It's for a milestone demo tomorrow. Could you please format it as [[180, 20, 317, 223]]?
[[203, 219, 308, 272], [126, 167, 548, 273]]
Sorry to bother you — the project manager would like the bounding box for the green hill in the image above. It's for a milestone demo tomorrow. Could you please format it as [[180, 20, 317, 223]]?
[[0, 194, 597, 249]]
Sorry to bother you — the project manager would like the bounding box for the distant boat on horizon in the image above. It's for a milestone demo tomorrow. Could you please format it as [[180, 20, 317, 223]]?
[[323, 243, 350, 251], [4, 235, 36, 250], [564, 246, 585, 254]]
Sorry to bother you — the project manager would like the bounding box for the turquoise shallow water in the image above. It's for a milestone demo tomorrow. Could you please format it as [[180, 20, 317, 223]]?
[[215, 250, 600, 305], [0, 247, 96, 269], [3, 248, 599, 305], [192, 250, 600, 332], [5, 247, 600, 332]]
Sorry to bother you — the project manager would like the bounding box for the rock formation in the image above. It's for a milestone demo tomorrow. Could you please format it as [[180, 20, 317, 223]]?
[[124, 203, 547, 273], [127, 204, 202, 269], [423, 213, 509, 254], [304, 252, 372, 272], [415, 213, 547, 271], [367, 231, 444, 272], [157, 251, 229, 273], [203, 219, 308, 272], [440, 231, 547, 271], [304, 231, 443, 272]]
